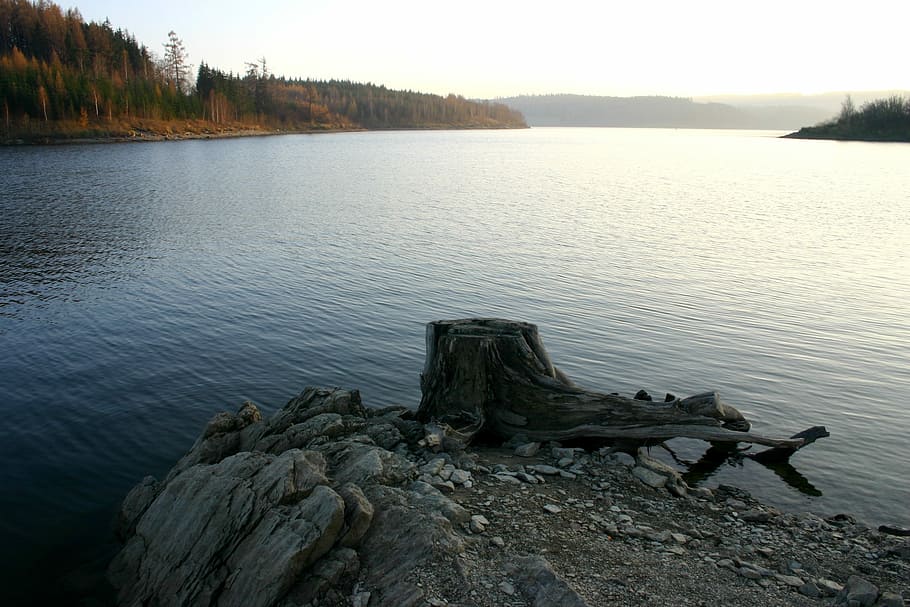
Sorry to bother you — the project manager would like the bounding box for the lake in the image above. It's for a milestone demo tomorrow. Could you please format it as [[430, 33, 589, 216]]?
[[1, 128, 908, 601]]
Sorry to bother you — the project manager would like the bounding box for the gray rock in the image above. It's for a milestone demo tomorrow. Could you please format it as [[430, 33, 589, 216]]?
[[799, 582, 821, 598], [499, 581, 516, 595], [527, 464, 560, 475], [552, 447, 577, 460], [114, 476, 160, 540], [325, 441, 416, 487], [543, 504, 563, 514], [816, 578, 844, 596], [419, 457, 446, 476], [514, 442, 541, 457], [738, 567, 761, 580], [741, 509, 772, 523], [490, 536, 505, 547], [109, 449, 336, 607], [505, 555, 590, 607], [493, 473, 522, 484], [337, 483, 374, 548], [470, 514, 489, 533], [431, 479, 456, 494], [363, 422, 403, 450], [632, 466, 667, 488], [516, 471, 540, 484], [609, 452, 636, 467], [774, 573, 805, 587], [833, 575, 879, 606], [877, 592, 904, 607], [450, 469, 471, 484]]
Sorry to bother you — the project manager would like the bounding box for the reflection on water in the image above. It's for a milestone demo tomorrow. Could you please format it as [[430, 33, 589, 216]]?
[[1, 129, 909, 601]]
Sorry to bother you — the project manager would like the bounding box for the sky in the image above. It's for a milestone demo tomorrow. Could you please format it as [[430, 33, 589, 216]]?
[[65, 0, 910, 99]]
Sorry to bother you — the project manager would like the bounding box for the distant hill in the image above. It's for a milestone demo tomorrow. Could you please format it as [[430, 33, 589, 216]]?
[[499, 94, 832, 130]]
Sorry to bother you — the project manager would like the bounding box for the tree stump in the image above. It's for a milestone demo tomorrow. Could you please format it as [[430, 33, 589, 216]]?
[[416, 319, 820, 452]]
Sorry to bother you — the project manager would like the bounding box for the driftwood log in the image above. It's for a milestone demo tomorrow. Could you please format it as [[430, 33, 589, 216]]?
[[416, 319, 826, 456]]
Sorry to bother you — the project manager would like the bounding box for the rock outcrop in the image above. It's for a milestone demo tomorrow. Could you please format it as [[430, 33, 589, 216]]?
[[109, 387, 592, 607], [110, 386, 908, 607]]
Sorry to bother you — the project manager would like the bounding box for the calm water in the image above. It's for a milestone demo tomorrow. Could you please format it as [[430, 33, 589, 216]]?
[[1, 128, 909, 600]]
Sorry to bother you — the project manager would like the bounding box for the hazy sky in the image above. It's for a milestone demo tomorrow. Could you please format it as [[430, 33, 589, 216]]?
[[66, 0, 910, 99]]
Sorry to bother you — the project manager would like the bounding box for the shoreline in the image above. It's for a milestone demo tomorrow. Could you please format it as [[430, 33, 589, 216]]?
[[0, 122, 529, 147], [101, 388, 909, 607]]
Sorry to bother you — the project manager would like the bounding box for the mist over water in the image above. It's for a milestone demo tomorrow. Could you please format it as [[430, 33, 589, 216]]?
[[1, 128, 908, 598]]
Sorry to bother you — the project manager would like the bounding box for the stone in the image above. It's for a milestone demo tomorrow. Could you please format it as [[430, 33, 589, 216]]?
[[450, 469, 471, 484], [543, 504, 563, 514], [493, 473, 522, 484], [420, 457, 446, 476], [774, 573, 804, 587], [109, 449, 341, 607], [470, 514, 490, 533], [631, 466, 667, 489], [609, 452, 636, 467], [741, 509, 772, 523], [490, 536, 505, 548], [514, 442, 541, 457], [337, 483, 374, 548], [516, 471, 540, 484], [739, 567, 762, 580], [833, 575, 879, 607], [499, 581, 516, 595], [877, 592, 904, 607], [504, 556, 590, 607], [431, 479, 456, 494], [552, 447, 577, 460], [816, 578, 844, 596], [527, 464, 560, 475], [799, 582, 821, 598]]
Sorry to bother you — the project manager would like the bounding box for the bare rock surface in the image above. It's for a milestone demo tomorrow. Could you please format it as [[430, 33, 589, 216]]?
[[110, 387, 910, 607]]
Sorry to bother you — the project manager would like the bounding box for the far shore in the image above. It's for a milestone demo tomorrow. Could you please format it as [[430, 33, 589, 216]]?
[[1, 120, 529, 147]]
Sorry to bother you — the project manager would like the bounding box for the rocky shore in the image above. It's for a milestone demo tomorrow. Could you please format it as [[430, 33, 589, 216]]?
[[110, 387, 909, 607]]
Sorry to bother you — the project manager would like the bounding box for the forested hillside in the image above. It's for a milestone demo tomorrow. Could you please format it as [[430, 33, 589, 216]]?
[[0, 0, 526, 141]]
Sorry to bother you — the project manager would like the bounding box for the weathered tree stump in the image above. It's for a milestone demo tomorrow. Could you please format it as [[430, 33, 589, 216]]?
[[416, 319, 823, 453]]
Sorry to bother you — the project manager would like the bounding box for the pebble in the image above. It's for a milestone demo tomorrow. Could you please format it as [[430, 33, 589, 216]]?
[[632, 466, 667, 489], [543, 504, 562, 514], [490, 536, 505, 548], [527, 464, 560, 475], [798, 582, 820, 598], [514, 442, 541, 457], [774, 574, 804, 587], [450, 469, 471, 485], [552, 447, 576, 460], [419, 459, 444, 476], [498, 581, 516, 596], [516, 472, 540, 484], [470, 515, 490, 533], [493, 474, 521, 485]]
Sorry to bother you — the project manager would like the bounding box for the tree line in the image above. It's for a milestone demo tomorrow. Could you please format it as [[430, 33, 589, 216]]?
[[786, 95, 910, 142], [1, 0, 525, 138]]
